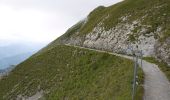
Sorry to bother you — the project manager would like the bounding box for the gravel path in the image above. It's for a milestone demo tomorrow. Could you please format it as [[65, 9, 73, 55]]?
[[66, 44, 170, 100], [114, 54, 170, 100], [141, 60, 170, 100]]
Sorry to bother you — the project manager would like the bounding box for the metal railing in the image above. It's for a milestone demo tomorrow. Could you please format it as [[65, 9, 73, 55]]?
[[132, 49, 143, 100]]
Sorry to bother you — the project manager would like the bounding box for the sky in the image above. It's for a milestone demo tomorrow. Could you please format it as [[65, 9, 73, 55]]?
[[0, 0, 123, 46]]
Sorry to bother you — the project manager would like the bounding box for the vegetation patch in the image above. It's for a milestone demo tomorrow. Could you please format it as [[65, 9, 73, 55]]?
[[127, 34, 138, 43]]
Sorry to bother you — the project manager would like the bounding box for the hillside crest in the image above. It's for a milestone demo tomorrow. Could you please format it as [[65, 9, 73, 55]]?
[[43, 0, 170, 65]]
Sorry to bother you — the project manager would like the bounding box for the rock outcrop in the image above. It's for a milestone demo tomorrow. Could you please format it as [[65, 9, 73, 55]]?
[[44, 0, 170, 66], [59, 18, 170, 66]]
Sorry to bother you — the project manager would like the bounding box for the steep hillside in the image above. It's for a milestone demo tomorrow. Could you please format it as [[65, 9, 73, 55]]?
[[0, 45, 143, 99], [41, 0, 170, 66]]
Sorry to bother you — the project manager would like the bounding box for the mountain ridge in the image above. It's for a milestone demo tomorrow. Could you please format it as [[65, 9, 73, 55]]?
[[41, 0, 170, 66]]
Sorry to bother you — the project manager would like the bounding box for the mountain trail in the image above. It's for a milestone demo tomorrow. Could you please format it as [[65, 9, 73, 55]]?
[[65, 44, 170, 100]]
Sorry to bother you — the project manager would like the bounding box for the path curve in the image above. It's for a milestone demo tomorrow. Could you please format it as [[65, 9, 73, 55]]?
[[66, 44, 170, 100]]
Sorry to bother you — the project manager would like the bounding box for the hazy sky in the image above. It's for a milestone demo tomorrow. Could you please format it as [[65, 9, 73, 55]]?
[[0, 0, 123, 46]]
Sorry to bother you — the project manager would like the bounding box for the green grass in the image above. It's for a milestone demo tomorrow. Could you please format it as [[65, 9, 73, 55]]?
[[76, 0, 170, 40], [127, 34, 138, 43], [143, 57, 170, 80], [78, 0, 170, 35], [0, 45, 144, 99], [80, 6, 107, 35]]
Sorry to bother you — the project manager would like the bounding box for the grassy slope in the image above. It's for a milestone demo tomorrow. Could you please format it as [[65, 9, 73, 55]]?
[[78, 0, 170, 37], [143, 57, 170, 80], [0, 45, 143, 100]]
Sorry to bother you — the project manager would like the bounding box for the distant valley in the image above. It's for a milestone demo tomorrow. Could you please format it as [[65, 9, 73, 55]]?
[[0, 43, 46, 70], [0, 52, 34, 74]]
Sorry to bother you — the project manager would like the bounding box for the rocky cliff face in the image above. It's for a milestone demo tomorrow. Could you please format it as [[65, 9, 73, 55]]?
[[62, 19, 170, 65], [44, 0, 170, 65], [155, 38, 170, 65]]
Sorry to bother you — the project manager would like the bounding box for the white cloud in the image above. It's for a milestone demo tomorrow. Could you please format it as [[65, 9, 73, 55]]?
[[0, 0, 123, 45], [0, 5, 59, 43]]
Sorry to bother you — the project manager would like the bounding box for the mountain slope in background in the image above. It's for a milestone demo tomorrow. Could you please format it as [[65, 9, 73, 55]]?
[[42, 0, 170, 65], [0, 43, 45, 59], [0, 43, 45, 69], [0, 65, 15, 77], [0, 52, 34, 69]]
